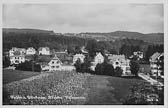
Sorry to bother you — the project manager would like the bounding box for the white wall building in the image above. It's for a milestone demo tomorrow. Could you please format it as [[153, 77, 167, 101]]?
[[73, 54, 85, 64], [9, 47, 26, 57], [149, 52, 164, 77], [94, 52, 104, 64], [10, 55, 25, 65], [108, 54, 131, 75], [26, 47, 36, 55], [48, 55, 62, 71], [38, 47, 50, 55]]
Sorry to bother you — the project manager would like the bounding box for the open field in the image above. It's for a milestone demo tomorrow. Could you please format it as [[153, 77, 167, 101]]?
[[85, 75, 144, 104], [3, 70, 145, 105], [3, 69, 40, 85]]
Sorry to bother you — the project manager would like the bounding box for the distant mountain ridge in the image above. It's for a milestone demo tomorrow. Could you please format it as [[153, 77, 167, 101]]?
[[3, 28, 163, 44], [3, 28, 55, 35]]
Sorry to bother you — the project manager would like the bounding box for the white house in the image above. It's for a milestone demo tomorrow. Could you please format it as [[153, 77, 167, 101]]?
[[149, 52, 164, 77], [90, 52, 104, 71], [9, 51, 25, 65], [94, 52, 104, 64], [48, 55, 62, 71], [38, 47, 50, 55], [26, 47, 36, 55], [9, 47, 26, 57], [108, 54, 131, 75], [73, 54, 85, 64]]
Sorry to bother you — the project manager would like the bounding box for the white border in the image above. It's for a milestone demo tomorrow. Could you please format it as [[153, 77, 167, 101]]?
[[0, 0, 167, 108]]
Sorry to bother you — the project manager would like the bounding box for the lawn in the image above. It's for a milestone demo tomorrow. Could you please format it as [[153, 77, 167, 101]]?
[[3, 69, 40, 85], [3, 69, 146, 105], [84, 75, 145, 104]]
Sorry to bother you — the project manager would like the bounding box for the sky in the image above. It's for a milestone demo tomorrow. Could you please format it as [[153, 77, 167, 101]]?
[[3, 4, 163, 33]]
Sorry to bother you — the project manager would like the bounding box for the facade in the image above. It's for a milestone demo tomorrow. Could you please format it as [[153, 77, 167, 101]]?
[[73, 54, 85, 64], [48, 55, 62, 71], [94, 52, 104, 64], [9, 51, 25, 65], [26, 47, 36, 55], [38, 47, 50, 55], [9, 48, 26, 65], [108, 54, 131, 75], [132, 51, 143, 60], [9, 47, 26, 57], [149, 52, 164, 77], [90, 52, 104, 71]]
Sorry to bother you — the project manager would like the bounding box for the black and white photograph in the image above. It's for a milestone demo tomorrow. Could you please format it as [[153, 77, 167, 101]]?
[[1, 0, 167, 106]]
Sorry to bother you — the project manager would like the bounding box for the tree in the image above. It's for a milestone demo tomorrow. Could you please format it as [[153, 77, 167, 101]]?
[[95, 63, 104, 75], [130, 60, 140, 76], [3, 56, 10, 68], [104, 64, 115, 76], [15, 61, 41, 72], [74, 58, 82, 73], [114, 67, 123, 77]]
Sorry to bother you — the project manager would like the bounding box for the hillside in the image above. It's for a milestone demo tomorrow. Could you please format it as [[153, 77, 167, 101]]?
[[3, 28, 55, 35], [75, 31, 164, 44]]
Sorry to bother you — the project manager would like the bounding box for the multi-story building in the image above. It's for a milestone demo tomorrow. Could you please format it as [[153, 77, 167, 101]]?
[[26, 47, 36, 55], [149, 52, 164, 77], [38, 47, 50, 55]]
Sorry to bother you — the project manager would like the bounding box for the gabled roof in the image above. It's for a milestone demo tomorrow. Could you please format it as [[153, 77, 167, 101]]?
[[150, 52, 161, 62], [38, 47, 50, 51]]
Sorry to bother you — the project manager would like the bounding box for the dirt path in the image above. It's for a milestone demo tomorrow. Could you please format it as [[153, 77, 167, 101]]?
[[84, 75, 122, 105]]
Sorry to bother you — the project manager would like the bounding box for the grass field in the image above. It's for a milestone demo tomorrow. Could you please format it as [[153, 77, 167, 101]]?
[[3, 69, 40, 85], [3, 69, 145, 105], [84, 75, 144, 104]]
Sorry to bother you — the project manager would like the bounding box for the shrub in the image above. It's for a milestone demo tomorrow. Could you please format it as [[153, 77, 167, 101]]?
[[15, 61, 41, 72], [114, 67, 123, 77]]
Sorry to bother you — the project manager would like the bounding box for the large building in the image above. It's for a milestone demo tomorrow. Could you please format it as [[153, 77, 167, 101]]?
[[38, 47, 50, 55], [9, 47, 26, 57], [149, 52, 164, 77], [108, 54, 131, 75], [73, 54, 85, 64], [9, 51, 25, 65], [26, 47, 36, 55], [9, 47, 26, 65]]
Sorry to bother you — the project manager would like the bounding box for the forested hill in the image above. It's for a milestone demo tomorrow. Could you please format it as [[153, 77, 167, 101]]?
[[75, 31, 164, 44], [3, 28, 55, 35], [3, 28, 163, 56]]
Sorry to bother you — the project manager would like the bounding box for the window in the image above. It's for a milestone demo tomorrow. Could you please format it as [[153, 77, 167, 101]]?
[[52, 61, 55, 64], [56, 66, 59, 68], [52, 66, 55, 68]]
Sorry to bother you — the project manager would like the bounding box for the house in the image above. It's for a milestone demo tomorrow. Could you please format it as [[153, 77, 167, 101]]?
[[9, 47, 26, 57], [108, 54, 131, 75], [149, 52, 164, 77], [48, 55, 62, 71], [38, 47, 50, 55], [73, 54, 85, 64], [9, 51, 25, 65], [55, 52, 73, 65], [90, 52, 104, 71], [94, 52, 104, 64], [130, 51, 143, 60], [26, 47, 36, 55]]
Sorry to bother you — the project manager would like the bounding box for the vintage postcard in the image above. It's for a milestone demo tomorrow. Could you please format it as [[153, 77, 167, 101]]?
[[1, 0, 167, 107]]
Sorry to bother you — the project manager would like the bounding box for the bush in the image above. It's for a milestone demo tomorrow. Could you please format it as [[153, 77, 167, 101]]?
[[114, 67, 123, 77], [15, 61, 41, 72], [104, 64, 115, 76], [3, 56, 10, 68], [123, 82, 164, 105]]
